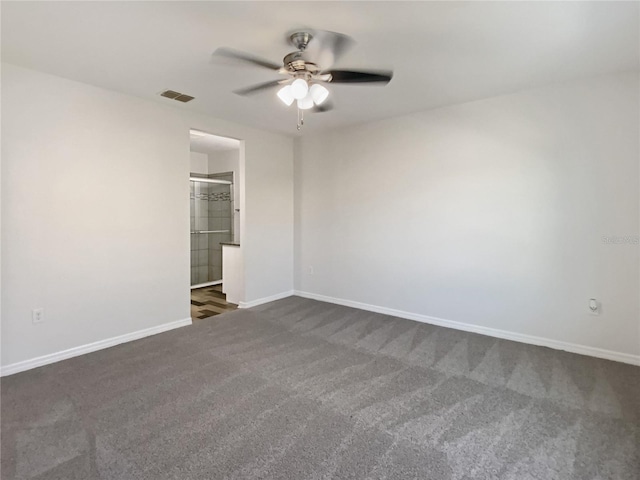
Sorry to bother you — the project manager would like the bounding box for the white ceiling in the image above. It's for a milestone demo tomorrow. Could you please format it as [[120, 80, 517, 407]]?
[[2, 1, 638, 136]]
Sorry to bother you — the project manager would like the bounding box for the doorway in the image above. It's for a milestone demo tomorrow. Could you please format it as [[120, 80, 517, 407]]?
[[190, 130, 241, 319]]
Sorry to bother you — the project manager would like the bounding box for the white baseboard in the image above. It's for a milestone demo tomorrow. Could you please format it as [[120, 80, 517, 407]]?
[[294, 290, 640, 366], [1, 317, 193, 377], [239, 290, 295, 309]]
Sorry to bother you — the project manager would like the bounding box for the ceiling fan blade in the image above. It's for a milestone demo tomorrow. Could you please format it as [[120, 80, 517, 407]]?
[[305, 30, 355, 70], [312, 100, 334, 113], [327, 70, 393, 84], [211, 47, 281, 71], [234, 80, 285, 96]]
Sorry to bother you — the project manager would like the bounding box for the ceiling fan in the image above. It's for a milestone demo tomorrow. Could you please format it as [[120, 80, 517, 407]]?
[[211, 30, 393, 129]]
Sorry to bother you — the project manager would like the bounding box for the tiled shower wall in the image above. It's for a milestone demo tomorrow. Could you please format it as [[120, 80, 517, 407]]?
[[190, 173, 233, 286]]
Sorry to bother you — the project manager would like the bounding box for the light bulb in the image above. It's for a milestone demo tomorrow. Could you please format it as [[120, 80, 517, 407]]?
[[277, 85, 294, 106], [290, 78, 309, 100], [297, 94, 314, 110], [309, 84, 329, 105]]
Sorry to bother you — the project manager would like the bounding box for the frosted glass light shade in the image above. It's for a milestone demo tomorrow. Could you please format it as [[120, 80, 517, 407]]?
[[290, 78, 309, 100], [297, 95, 314, 110], [309, 84, 329, 105], [277, 85, 294, 106]]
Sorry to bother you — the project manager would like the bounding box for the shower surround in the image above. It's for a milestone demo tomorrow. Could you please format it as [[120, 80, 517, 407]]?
[[190, 173, 233, 286]]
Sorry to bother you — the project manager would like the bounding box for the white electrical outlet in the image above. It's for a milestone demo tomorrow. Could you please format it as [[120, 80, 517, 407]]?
[[588, 298, 600, 316], [32, 308, 44, 324], [308, 265, 314, 275]]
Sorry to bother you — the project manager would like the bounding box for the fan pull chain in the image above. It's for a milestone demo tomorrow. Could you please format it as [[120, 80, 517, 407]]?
[[297, 107, 304, 131]]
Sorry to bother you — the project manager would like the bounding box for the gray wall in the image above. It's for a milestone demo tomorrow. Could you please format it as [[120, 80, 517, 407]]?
[[295, 72, 639, 360], [1, 63, 294, 369]]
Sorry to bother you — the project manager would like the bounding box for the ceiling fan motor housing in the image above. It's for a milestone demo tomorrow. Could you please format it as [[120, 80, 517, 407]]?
[[283, 51, 319, 74]]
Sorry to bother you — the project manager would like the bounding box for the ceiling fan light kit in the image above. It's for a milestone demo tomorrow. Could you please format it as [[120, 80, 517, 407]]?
[[277, 85, 295, 106], [212, 29, 393, 130], [297, 94, 314, 110], [290, 78, 309, 99], [309, 84, 329, 105], [278, 80, 328, 106]]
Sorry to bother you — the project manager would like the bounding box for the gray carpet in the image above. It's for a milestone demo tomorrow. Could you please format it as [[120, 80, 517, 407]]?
[[2, 296, 639, 480]]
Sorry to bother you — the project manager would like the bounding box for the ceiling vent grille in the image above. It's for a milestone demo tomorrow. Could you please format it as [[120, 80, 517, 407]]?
[[160, 90, 195, 103]]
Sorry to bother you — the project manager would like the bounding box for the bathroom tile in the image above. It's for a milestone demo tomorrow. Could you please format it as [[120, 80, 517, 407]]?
[[197, 266, 208, 283], [210, 266, 222, 281], [208, 267, 221, 282], [209, 218, 222, 230], [195, 218, 206, 231], [210, 249, 222, 263]]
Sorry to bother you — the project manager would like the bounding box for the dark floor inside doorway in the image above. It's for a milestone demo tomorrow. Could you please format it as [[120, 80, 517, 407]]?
[[190, 284, 237, 320]]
